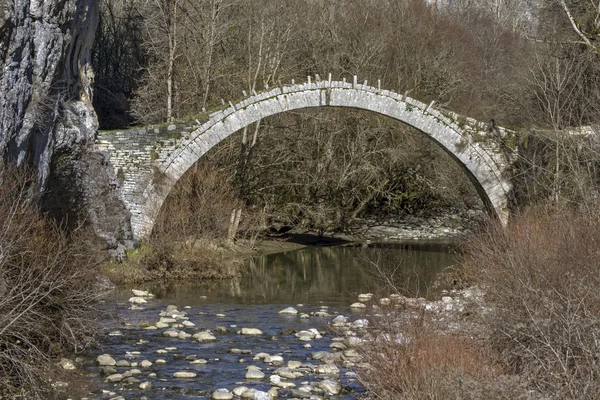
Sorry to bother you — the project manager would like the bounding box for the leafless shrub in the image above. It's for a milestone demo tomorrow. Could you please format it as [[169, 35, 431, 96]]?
[[357, 317, 505, 400], [0, 166, 104, 398], [464, 205, 600, 399]]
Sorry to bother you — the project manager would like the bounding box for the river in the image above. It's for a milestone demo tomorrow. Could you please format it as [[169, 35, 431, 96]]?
[[85, 242, 457, 399]]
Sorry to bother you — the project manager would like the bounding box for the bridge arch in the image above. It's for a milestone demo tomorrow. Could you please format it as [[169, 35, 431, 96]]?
[[111, 80, 512, 238]]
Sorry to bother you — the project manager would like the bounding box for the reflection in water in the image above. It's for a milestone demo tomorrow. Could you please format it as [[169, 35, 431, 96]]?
[[147, 243, 458, 306]]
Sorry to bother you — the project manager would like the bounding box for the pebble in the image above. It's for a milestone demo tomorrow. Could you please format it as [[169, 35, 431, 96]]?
[[193, 331, 216, 341], [155, 359, 166, 364], [128, 297, 147, 304], [245, 369, 265, 379], [350, 302, 366, 308], [96, 354, 116, 366], [139, 381, 152, 390], [140, 360, 153, 368], [105, 374, 123, 383], [239, 327, 263, 335], [315, 364, 340, 375], [279, 307, 298, 314], [173, 371, 197, 378], [232, 386, 248, 396], [264, 355, 284, 365], [162, 329, 179, 338], [59, 358, 76, 370], [212, 388, 233, 399], [132, 289, 153, 297], [319, 379, 341, 395], [190, 359, 208, 364]]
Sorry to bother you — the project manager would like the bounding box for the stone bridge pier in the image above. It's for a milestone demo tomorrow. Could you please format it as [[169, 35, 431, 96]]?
[[97, 78, 514, 239]]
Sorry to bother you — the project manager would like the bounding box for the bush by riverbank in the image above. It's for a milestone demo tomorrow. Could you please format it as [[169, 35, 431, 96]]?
[[464, 206, 600, 399], [357, 205, 600, 399], [0, 167, 105, 398]]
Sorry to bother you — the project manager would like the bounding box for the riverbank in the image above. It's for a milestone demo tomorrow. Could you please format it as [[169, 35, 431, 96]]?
[[105, 208, 478, 285]]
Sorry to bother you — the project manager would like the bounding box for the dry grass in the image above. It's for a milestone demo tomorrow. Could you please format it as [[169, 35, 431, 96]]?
[[357, 318, 506, 400], [0, 166, 104, 398], [464, 205, 600, 399]]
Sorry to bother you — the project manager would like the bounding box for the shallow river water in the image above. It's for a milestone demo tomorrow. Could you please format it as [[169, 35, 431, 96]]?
[[86, 242, 457, 400]]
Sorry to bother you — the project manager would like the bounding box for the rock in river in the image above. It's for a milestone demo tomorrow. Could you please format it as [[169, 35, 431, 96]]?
[[174, 371, 197, 378], [245, 369, 265, 379], [278, 307, 298, 315], [212, 388, 233, 399], [96, 354, 116, 366], [240, 327, 263, 335]]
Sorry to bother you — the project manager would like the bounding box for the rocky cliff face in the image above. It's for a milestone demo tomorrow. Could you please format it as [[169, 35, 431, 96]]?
[[0, 0, 133, 250]]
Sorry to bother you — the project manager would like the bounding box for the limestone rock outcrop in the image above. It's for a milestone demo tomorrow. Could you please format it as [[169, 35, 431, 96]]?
[[0, 0, 133, 247]]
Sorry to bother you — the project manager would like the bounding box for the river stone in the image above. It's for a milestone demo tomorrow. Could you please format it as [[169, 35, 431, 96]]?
[[295, 330, 316, 339], [163, 329, 180, 338], [156, 349, 168, 354], [269, 375, 281, 384], [329, 342, 346, 351], [275, 367, 301, 379], [182, 320, 195, 327], [299, 313, 310, 319], [232, 386, 248, 396], [343, 349, 360, 358], [160, 317, 177, 323], [132, 289, 153, 297], [264, 355, 284, 365], [96, 354, 116, 366], [245, 369, 265, 379], [105, 373, 123, 383], [128, 297, 147, 304], [215, 326, 230, 334], [350, 302, 366, 308], [140, 360, 153, 368], [156, 322, 169, 328], [254, 352, 269, 359], [178, 331, 192, 339], [139, 381, 152, 390], [174, 371, 196, 378], [267, 388, 278, 399], [331, 315, 347, 326], [358, 293, 373, 301], [100, 367, 117, 375], [190, 358, 208, 364], [319, 379, 341, 395], [155, 359, 166, 364], [291, 389, 312, 399], [193, 331, 216, 341], [240, 388, 256, 398], [287, 360, 302, 369], [315, 364, 340, 375], [166, 305, 178, 312], [129, 368, 142, 375], [275, 381, 296, 389], [240, 328, 263, 335], [379, 297, 391, 305], [59, 358, 76, 370], [122, 376, 140, 385], [279, 307, 298, 315], [212, 388, 233, 399], [353, 319, 369, 328], [115, 360, 130, 367]]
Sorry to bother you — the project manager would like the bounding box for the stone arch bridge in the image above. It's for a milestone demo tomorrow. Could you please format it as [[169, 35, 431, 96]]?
[[97, 77, 514, 239]]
